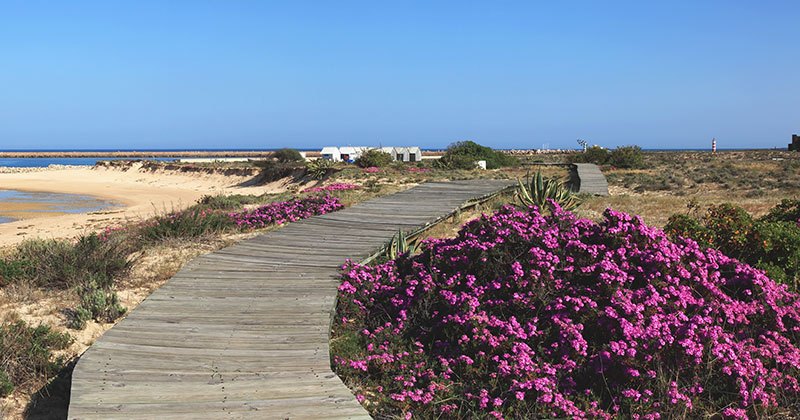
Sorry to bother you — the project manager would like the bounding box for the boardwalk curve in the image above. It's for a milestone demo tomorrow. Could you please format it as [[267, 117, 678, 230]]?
[[573, 163, 609, 195], [68, 180, 513, 419]]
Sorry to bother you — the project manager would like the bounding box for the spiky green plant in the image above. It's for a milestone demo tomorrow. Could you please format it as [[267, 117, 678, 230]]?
[[386, 229, 418, 260], [516, 171, 581, 211], [307, 159, 334, 179]]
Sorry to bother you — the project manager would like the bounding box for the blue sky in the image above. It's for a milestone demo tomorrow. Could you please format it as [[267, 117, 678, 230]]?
[[1, 1, 798, 150]]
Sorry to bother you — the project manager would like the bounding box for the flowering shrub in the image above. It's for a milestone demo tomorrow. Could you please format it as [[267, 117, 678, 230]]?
[[302, 183, 360, 193], [406, 166, 431, 173], [334, 203, 800, 419], [230, 195, 343, 229], [665, 202, 800, 290], [363, 166, 381, 173]]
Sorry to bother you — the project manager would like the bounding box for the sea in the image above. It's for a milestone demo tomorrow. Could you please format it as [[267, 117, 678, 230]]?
[[0, 147, 782, 168], [0, 157, 178, 168]]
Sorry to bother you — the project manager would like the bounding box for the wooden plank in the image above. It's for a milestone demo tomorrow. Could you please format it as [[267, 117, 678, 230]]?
[[68, 180, 512, 419]]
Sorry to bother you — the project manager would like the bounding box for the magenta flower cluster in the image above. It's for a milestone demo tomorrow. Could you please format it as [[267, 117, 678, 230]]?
[[229, 195, 343, 229], [334, 203, 800, 419], [363, 166, 381, 173], [302, 183, 361, 193]]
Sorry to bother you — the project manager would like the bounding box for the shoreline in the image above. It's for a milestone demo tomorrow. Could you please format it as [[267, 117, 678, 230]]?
[[0, 163, 288, 247]]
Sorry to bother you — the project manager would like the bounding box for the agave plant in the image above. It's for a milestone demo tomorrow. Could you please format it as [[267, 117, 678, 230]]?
[[385, 229, 418, 260], [306, 158, 334, 179], [516, 171, 581, 211]]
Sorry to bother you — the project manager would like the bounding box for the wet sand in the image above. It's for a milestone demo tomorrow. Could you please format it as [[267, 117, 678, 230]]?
[[0, 163, 288, 247]]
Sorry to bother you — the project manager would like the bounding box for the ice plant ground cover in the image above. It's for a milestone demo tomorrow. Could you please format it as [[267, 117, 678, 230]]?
[[333, 203, 800, 419], [229, 194, 343, 229], [302, 183, 361, 193]]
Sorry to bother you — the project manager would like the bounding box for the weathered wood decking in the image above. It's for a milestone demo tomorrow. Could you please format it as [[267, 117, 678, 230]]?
[[68, 180, 513, 419], [573, 163, 609, 195]]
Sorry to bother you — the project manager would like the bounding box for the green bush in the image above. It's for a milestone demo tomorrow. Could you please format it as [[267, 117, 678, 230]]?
[[702, 203, 754, 260], [271, 148, 304, 163], [760, 198, 800, 223], [750, 220, 800, 289], [569, 145, 609, 165], [438, 140, 518, 169], [664, 214, 712, 248], [67, 278, 127, 330], [355, 150, 393, 168], [11, 233, 132, 289], [0, 320, 71, 397], [665, 202, 800, 290], [608, 145, 645, 169], [0, 370, 12, 397], [0, 260, 28, 287], [197, 194, 260, 210], [139, 207, 234, 243], [435, 154, 478, 170]]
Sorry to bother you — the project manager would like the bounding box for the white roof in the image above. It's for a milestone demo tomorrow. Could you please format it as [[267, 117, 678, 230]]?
[[320, 146, 339, 154], [338, 146, 357, 154]]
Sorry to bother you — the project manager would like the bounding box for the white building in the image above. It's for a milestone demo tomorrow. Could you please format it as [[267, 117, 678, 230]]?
[[337, 146, 370, 163], [320, 146, 423, 163], [394, 146, 422, 162], [320, 146, 341, 162]]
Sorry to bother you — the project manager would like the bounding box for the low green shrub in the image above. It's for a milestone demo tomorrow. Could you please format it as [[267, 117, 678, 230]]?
[[0, 320, 71, 397], [760, 199, 800, 223], [750, 220, 800, 288], [197, 194, 260, 210], [139, 207, 234, 243], [663, 214, 712, 248], [271, 148, 304, 163], [608, 145, 645, 168], [355, 150, 393, 168], [67, 278, 127, 330], [254, 160, 303, 182], [0, 370, 12, 397], [665, 202, 800, 290], [569, 145, 609, 165], [435, 153, 477, 170], [438, 140, 518, 169], [10, 233, 132, 289], [0, 259, 28, 287]]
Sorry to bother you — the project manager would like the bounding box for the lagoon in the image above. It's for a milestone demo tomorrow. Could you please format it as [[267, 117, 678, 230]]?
[[0, 189, 116, 223]]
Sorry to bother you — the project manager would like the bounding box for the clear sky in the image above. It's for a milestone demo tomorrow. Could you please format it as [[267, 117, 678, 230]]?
[[1, 1, 798, 150]]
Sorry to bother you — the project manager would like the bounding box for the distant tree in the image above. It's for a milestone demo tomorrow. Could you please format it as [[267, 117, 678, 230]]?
[[355, 150, 393, 168], [569, 145, 609, 165], [272, 148, 304, 163], [609, 145, 645, 169], [438, 140, 518, 170]]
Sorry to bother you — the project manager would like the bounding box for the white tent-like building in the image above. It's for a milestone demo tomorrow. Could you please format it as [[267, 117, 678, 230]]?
[[394, 146, 422, 162]]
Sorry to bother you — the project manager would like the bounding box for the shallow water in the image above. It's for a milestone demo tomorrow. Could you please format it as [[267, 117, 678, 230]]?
[[0, 157, 176, 167], [0, 189, 116, 223]]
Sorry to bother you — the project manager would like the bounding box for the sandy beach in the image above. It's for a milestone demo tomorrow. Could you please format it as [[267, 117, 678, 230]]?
[[0, 163, 285, 247]]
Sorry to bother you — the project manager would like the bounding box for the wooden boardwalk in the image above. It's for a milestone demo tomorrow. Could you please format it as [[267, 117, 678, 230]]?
[[573, 163, 609, 195], [68, 180, 512, 420]]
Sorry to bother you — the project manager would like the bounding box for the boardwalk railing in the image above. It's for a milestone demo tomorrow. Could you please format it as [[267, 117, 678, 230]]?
[[68, 180, 513, 419]]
